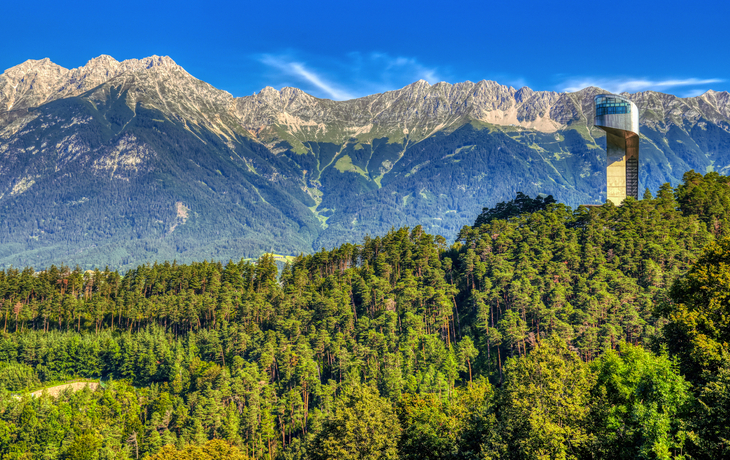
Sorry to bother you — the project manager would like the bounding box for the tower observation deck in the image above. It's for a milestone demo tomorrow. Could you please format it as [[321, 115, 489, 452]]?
[[594, 94, 640, 204]]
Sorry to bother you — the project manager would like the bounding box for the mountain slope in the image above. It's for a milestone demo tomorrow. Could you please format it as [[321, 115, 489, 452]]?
[[0, 56, 319, 268], [1, 55, 730, 269]]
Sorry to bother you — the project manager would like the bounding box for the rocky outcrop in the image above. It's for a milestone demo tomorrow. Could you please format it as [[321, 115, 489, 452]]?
[[0, 55, 195, 111]]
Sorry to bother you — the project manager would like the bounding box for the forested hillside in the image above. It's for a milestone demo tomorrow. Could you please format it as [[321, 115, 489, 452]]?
[[2, 170, 730, 459]]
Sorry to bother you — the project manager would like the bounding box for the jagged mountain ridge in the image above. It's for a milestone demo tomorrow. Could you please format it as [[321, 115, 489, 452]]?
[[1, 54, 729, 270], [6, 55, 729, 142], [234, 79, 730, 140], [1, 55, 191, 112]]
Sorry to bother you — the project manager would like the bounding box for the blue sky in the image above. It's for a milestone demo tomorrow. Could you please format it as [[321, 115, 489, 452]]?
[[2, 0, 727, 100]]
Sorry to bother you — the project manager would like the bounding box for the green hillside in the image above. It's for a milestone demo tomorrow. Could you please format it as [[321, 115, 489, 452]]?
[[2, 171, 730, 459], [0, 98, 320, 269]]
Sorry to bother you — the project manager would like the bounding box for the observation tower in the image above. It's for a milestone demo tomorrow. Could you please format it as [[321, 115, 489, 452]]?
[[594, 94, 640, 204]]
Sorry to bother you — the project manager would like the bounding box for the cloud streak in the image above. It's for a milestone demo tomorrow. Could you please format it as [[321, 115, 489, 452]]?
[[256, 51, 447, 100], [259, 54, 355, 100], [249, 54, 726, 101], [561, 77, 724, 94]]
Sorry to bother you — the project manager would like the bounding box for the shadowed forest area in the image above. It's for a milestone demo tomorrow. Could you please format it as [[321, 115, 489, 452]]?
[[2, 170, 730, 459]]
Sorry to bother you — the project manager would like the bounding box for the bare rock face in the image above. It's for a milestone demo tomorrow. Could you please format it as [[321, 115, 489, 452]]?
[[91, 133, 156, 181], [631, 90, 730, 132], [53, 55, 125, 99], [233, 79, 567, 142], [0, 58, 69, 112], [0, 54, 230, 118], [2, 54, 729, 146], [81, 56, 239, 135], [0, 55, 250, 151], [235, 81, 730, 143]]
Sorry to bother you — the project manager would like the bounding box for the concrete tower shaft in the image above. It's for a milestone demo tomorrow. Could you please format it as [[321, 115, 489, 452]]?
[[594, 94, 640, 204]]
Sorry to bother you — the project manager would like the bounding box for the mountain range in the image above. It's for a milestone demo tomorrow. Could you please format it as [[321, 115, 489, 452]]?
[[2, 55, 729, 270]]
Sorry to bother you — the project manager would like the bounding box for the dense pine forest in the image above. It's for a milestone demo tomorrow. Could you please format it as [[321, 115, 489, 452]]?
[[3, 170, 730, 459]]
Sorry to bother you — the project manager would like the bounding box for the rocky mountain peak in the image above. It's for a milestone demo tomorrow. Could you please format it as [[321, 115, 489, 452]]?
[[431, 81, 451, 90], [55, 55, 125, 99], [514, 86, 535, 102], [697, 89, 730, 107], [85, 54, 120, 67], [0, 55, 190, 114], [401, 79, 431, 92], [257, 86, 279, 97], [0, 58, 69, 112], [279, 86, 313, 100], [234, 86, 323, 129], [3, 57, 66, 75], [133, 55, 180, 71]]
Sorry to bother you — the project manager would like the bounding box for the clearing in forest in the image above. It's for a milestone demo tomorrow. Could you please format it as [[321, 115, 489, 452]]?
[[29, 381, 100, 398]]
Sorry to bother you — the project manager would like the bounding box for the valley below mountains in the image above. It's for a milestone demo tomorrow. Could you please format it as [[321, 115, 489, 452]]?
[[1, 54, 730, 270]]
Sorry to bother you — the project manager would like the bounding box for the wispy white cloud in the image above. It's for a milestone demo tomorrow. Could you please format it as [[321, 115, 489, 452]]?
[[561, 77, 724, 95], [256, 51, 447, 100], [258, 54, 355, 100]]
